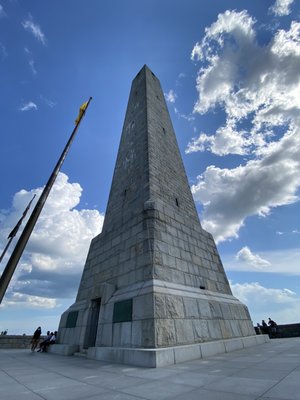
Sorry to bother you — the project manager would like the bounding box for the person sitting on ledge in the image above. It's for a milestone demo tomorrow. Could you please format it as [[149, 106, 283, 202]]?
[[255, 323, 262, 334], [38, 331, 57, 352], [37, 331, 51, 352]]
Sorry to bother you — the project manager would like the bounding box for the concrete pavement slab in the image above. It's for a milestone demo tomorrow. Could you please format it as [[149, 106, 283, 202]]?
[[262, 371, 300, 400], [0, 338, 300, 400], [254, 360, 300, 371], [119, 379, 197, 400], [193, 365, 241, 376], [235, 367, 291, 380], [202, 376, 278, 396], [172, 388, 258, 400], [85, 393, 146, 400], [163, 371, 222, 387], [33, 383, 108, 400], [83, 374, 150, 390], [123, 367, 179, 380]]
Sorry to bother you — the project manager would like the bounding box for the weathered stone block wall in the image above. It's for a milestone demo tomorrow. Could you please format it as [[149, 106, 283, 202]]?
[[146, 199, 232, 295], [76, 214, 152, 302], [152, 293, 253, 347], [76, 66, 231, 304], [76, 68, 152, 302], [58, 302, 89, 346], [93, 281, 254, 349], [102, 68, 150, 233], [147, 69, 199, 221]]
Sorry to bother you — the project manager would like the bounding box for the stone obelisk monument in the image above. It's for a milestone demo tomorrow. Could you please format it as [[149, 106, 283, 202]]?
[[55, 65, 267, 366]]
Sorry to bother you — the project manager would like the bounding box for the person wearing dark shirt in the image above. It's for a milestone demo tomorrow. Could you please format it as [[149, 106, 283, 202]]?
[[31, 327, 42, 352], [268, 317, 277, 335]]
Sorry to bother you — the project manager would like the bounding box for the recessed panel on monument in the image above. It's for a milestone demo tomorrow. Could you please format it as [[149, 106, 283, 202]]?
[[56, 65, 260, 367]]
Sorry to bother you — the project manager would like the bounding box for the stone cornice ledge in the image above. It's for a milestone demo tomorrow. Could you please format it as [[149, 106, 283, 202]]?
[[109, 279, 241, 304]]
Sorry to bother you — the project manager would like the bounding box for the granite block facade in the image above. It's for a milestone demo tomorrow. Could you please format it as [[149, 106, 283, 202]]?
[[57, 65, 256, 365]]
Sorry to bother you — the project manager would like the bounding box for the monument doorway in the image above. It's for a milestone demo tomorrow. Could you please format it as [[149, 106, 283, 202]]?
[[84, 298, 101, 349]]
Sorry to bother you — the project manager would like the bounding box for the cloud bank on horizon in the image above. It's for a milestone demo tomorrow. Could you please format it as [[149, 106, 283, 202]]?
[[230, 281, 300, 325]]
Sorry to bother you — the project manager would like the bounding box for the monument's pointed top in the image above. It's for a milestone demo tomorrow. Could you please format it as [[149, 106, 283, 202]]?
[[135, 64, 156, 80], [141, 64, 150, 71]]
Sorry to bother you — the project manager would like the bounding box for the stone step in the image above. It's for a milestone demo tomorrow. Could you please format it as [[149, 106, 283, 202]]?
[[73, 351, 88, 358]]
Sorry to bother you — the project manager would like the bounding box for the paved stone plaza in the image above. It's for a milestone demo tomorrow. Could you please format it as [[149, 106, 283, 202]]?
[[1, 338, 300, 400]]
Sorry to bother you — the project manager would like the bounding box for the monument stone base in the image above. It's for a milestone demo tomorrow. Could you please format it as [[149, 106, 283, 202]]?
[[57, 280, 256, 349], [50, 335, 269, 367]]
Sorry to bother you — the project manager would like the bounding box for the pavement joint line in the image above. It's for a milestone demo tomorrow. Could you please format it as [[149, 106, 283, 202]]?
[[0, 366, 47, 400], [255, 360, 300, 399], [27, 351, 166, 396]]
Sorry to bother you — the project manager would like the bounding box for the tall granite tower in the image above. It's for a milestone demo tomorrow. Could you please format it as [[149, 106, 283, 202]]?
[[56, 66, 265, 367]]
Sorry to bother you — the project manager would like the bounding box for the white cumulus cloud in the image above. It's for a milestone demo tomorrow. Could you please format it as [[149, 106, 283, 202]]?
[[191, 128, 300, 242], [189, 11, 300, 241], [270, 0, 294, 16], [186, 123, 249, 156], [22, 14, 46, 45], [223, 248, 300, 275], [1, 293, 57, 309], [236, 246, 271, 268], [0, 172, 104, 305]]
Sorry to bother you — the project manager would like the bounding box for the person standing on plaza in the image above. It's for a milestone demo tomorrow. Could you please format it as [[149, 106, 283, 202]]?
[[268, 317, 278, 337], [31, 326, 42, 352]]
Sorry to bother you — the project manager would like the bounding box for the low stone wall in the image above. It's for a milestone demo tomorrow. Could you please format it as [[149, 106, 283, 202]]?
[[276, 323, 300, 338], [255, 323, 300, 338], [0, 335, 44, 349]]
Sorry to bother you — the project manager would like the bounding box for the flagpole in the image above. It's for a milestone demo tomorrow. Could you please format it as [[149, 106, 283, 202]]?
[[0, 238, 14, 264], [0, 194, 37, 264], [0, 97, 92, 304]]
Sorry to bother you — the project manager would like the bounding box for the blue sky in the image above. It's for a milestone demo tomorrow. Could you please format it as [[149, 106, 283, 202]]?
[[0, 0, 299, 334]]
